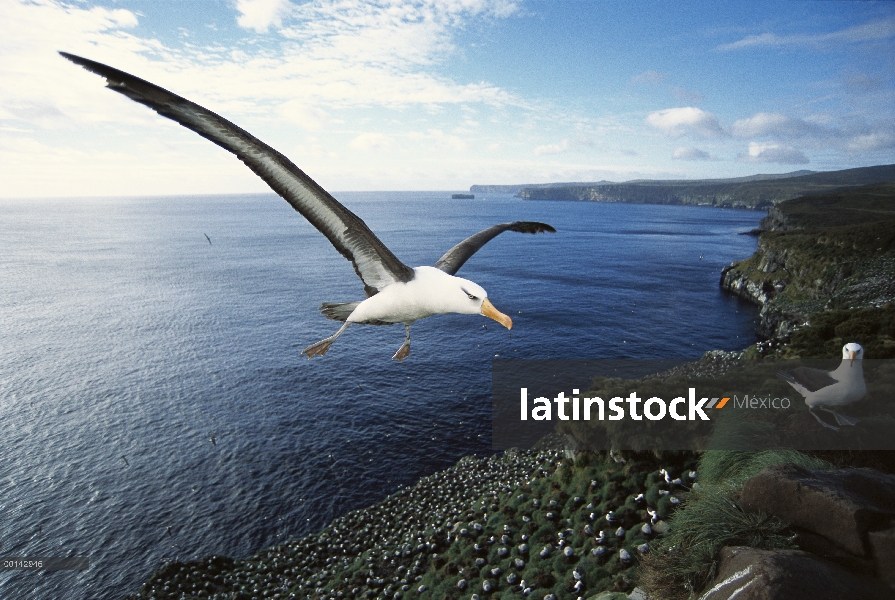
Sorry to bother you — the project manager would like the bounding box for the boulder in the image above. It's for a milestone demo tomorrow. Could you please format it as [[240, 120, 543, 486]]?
[[869, 524, 895, 584], [697, 546, 895, 600], [739, 465, 895, 557]]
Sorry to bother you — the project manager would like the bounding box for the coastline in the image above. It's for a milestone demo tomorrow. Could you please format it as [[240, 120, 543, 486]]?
[[124, 184, 895, 599]]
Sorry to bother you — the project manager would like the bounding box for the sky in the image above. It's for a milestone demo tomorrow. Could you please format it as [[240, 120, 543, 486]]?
[[1, 0, 894, 197]]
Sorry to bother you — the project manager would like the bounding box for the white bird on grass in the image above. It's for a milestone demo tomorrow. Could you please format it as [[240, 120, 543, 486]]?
[[777, 342, 867, 430], [61, 52, 556, 361]]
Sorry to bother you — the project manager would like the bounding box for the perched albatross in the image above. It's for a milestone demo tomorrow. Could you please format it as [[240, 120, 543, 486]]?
[[777, 342, 867, 430], [60, 52, 555, 361]]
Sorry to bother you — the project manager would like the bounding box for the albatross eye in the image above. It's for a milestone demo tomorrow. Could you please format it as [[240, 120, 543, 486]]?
[[468, 293, 478, 300]]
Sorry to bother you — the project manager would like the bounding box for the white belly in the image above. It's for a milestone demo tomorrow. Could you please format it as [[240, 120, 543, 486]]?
[[347, 285, 436, 324], [344, 266, 472, 324]]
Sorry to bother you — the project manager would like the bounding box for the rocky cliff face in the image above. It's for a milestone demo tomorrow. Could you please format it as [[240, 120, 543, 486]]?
[[719, 183, 895, 340], [720, 259, 795, 339]]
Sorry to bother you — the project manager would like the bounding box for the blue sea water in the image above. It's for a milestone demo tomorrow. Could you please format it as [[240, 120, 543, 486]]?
[[0, 192, 761, 599]]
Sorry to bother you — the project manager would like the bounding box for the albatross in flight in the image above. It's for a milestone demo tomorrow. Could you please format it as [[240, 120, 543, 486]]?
[[777, 342, 867, 430], [61, 52, 555, 361]]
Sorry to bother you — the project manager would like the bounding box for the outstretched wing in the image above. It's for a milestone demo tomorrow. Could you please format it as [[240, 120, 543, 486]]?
[[61, 52, 413, 297], [777, 367, 838, 393], [433, 221, 556, 275]]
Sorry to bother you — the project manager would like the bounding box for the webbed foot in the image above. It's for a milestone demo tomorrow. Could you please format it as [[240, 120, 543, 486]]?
[[826, 409, 859, 427], [302, 322, 351, 359], [392, 342, 410, 362], [302, 338, 334, 359]]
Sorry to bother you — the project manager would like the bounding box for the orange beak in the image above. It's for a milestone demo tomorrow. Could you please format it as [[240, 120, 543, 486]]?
[[850, 350, 856, 366], [481, 298, 513, 330]]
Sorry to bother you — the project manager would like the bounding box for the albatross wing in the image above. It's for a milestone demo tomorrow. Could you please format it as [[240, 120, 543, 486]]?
[[60, 52, 413, 297], [777, 367, 839, 393], [433, 221, 556, 275]]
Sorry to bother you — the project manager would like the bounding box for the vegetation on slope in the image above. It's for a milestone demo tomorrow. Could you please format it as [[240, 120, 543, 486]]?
[[721, 182, 895, 339]]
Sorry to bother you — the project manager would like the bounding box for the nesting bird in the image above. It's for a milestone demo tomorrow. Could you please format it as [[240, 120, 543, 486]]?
[[777, 342, 867, 430]]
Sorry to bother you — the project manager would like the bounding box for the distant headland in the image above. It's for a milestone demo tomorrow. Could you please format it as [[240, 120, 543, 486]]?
[[471, 164, 895, 210]]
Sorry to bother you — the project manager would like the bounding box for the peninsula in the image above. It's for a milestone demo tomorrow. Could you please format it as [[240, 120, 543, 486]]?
[[471, 164, 895, 210]]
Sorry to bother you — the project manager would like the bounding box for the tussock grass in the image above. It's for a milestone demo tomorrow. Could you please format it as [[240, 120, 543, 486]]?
[[638, 488, 794, 600], [697, 449, 833, 488], [638, 449, 833, 600]]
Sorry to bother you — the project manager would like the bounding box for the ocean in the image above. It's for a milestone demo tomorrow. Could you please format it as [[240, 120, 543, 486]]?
[[0, 191, 760, 599]]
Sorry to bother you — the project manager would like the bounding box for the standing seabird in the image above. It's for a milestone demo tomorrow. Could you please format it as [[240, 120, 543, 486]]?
[[777, 342, 867, 430], [61, 52, 555, 361]]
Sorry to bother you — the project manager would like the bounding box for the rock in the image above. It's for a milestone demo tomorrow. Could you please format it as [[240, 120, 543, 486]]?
[[651, 520, 669, 534], [628, 589, 648, 600], [590, 593, 627, 600], [697, 546, 895, 600], [792, 528, 875, 574], [868, 524, 895, 584], [739, 465, 895, 557]]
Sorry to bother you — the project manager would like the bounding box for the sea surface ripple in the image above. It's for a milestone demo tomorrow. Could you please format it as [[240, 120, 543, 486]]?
[[0, 192, 760, 599]]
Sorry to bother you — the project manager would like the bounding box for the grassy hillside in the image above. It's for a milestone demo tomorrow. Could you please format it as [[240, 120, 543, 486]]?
[[720, 182, 895, 339]]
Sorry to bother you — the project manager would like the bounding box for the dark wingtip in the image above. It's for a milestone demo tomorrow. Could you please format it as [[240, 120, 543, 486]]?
[[59, 51, 88, 66], [509, 221, 557, 234]]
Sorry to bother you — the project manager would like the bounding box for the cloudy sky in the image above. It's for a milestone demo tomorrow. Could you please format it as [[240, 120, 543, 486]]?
[[2, 0, 893, 197]]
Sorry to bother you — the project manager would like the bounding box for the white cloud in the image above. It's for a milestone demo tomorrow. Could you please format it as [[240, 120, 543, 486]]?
[[0, 0, 526, 196], [236, 0, 292, 33], [672, 146, 711, 161], [532, 139, 569, 155], [718, 17, 895, 51], [847, 131, 895, 153], [408, 129, 467, 152], [646, 107, 727, 138], [731, 112, 827, 138], [277, 100, 329, 131], [738, 142, 809, 165], [349, 132, 394, 151]]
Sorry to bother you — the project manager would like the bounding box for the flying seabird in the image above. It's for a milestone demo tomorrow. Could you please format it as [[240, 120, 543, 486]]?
[[777, 342, 867, 430], [61, 52, 556, 361], [204, 233, 212, 245]]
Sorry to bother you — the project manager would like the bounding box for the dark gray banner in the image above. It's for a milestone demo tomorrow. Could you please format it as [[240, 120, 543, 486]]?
[[492, 359, 895, 451]]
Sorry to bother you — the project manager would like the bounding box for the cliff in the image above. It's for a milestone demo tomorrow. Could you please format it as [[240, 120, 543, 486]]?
[[513, 165, 895, 210], [719, 182, 895, 339], [469, 181, 613, 195]]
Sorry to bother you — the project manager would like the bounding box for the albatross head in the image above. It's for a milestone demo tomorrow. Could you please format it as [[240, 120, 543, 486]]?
[[450, 276, 513, 329], [843, 342, 864, 366]]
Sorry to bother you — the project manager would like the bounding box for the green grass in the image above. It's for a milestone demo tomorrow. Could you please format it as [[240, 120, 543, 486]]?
[[785, 304, 895, 359], [637, 487, 794, 600], [637, 449, 832, 600], [414, 451, 700, 600]]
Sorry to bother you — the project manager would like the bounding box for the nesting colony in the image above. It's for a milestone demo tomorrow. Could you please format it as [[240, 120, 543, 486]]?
[[127, 449, 697, 600]]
